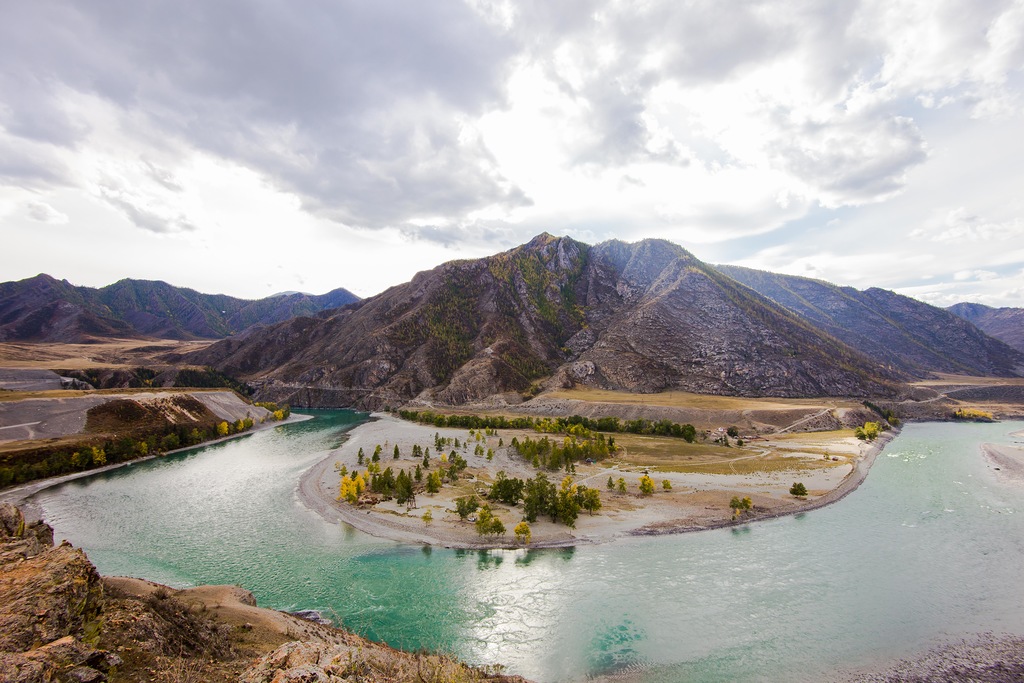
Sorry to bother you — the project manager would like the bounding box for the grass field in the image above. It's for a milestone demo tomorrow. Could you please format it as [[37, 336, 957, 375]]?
[[609, 431, 851, 475], [0, 340, 211, 369], [911, 374, 1024, 387], [546, 387, 859, 411]]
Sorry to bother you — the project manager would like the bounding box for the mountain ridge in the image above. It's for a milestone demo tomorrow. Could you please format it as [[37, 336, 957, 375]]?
[[715, 264, 1024, 378], [948, 302, 1024, 353], [0, 274, 360, 342], [191, 235, 927, 408]]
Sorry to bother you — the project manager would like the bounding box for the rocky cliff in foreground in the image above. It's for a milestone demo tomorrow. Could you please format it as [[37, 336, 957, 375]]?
[[192, 234, 914, 409], [0, 503, 527, 683]]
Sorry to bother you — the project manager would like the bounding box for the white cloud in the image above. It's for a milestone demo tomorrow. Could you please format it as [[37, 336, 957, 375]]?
[[25, 201, 68, 224], [953, 269, 999, 281], [1, 0, 1023, 306], [913, 207, 1023, 242]]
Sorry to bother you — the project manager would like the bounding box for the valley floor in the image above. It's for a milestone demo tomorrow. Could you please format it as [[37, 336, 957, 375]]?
[[299, 413, 896, 549]]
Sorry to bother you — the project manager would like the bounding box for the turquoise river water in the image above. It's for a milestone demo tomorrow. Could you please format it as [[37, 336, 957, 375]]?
[[30, 411, 1024, 682]]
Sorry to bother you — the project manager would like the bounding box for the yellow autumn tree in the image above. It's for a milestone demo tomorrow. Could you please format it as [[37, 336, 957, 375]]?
[[338, 475, 358, 503], [514, 521, 532, 545], [638, 474, 655, 496]]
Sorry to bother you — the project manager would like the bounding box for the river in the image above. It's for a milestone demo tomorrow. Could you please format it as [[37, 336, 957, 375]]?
[[30, 411, 1024, 682]]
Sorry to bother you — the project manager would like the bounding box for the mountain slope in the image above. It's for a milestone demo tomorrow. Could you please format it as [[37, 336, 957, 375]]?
[[716, 265, 1024, 378], [948, 302, 1024, 353], [0, 275, 135, 343], [192, 235, 904, 408], [0, 274, 360, 342], [563, 240, 901, 397], [192, 234, 593, 406]]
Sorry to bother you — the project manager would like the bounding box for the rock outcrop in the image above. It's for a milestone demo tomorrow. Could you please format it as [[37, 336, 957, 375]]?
[[0, 503, 119, 683], [0, 505, 530, 682]]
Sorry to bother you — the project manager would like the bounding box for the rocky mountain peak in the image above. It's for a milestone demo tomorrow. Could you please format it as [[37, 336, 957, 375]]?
[[193, 234, 920, 407]]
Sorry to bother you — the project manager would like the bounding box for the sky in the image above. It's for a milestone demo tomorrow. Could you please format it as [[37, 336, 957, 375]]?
[[2, 1, 1023, 308]]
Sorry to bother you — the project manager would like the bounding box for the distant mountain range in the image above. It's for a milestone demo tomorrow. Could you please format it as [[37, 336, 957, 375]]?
[[947, 302, 1024, 353], [188, 234, 1024, 409], [0, 274, 359, 342], [716, 266, 1022, 377]]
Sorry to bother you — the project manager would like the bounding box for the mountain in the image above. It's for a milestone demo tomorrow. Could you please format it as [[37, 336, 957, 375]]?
[[715, 265, 1024, 378], [0, 274, 360, 342], [191, 234, 908, 408], [948, 302, 1024, 353], [0, 275, 135, 342]]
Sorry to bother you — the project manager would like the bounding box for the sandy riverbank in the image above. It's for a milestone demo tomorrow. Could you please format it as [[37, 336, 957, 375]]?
[[298, 413, 898, 549], [981, 442, 1024, 484]]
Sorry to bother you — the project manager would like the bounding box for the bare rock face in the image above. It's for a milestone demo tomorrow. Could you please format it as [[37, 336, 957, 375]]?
[[0, 504, 118, 683], [240, 639, 530, 683]]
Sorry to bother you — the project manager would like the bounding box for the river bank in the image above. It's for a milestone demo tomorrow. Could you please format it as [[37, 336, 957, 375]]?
[[982, 441, 1024, 484], [297, 413, 899, 549], [0, 413, 311, 520]]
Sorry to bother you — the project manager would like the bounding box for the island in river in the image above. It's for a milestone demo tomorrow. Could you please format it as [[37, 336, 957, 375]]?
[[308, 375, 1023, 550], [300, 405, 899, 549]]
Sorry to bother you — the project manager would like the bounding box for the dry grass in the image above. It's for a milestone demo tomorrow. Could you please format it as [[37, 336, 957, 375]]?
[[606, 431, 852, 475], [612, 433, 747, 460], [911, 374, 1024, 387], [0, 386, 220, 403], [0, 339, 212, 369], [546, 387, 857, 411]]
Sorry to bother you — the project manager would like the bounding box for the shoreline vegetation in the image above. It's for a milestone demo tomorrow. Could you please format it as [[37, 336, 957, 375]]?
[[298, 412, 901, 550], [0, 385, 294, 489], [0, 412, 311, 519]]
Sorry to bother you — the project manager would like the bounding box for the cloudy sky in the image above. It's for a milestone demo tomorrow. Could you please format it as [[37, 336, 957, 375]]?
[[2, 1, 1023, 307]]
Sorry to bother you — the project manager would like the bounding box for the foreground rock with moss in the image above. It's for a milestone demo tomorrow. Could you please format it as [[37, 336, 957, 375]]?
[[0, 503, 527, 683]]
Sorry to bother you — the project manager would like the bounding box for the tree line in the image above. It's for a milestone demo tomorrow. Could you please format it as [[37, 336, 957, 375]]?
[[398, 410, 699, 442], [0, 404, 289, 488]]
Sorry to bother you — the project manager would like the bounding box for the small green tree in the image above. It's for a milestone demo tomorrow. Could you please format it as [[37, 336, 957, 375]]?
[[729, 496, 753, 517], [422, 508, 433, 525], [616, 477, 627, 494], [455, 495, 479, 520], [394, 444, 400, 459], [556, 476, 581, 528], [426, 471, 442, 495], [662, 479, 672, 491], [580, 487, 602, 515], [790, 482, 808, 498], [475, 505, 505, 537], [606, 475, 615, 490]]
